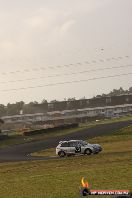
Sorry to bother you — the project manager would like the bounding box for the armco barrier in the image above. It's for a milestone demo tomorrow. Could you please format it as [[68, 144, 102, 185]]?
[[23, 123, 79, 136]]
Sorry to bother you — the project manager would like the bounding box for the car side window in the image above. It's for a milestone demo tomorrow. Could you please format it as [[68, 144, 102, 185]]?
[[69, 142, 78, 147], [78, 142, 83, 146], [60, 142, 69, 147]]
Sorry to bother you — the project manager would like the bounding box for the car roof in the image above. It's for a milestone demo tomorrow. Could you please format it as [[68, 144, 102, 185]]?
[[59, 141, 68, 144], [69, 140, 83, 142], [59, 140, 84, 144]]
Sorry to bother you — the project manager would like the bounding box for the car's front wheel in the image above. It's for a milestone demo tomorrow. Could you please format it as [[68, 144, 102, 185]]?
[[58, 151, 66, 157], [84, 148, 92, 155]]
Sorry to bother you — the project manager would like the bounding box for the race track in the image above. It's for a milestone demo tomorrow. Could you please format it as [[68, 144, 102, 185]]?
[[0, 120, 131, 163]]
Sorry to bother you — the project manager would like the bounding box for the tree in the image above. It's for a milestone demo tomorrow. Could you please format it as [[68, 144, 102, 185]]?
[[129, 87, 132, 93], [67, 97, 76, 101], [6, 101, 25, 115], [108, 87, 125, 96], [0, 104, 6, 116], [28, 101, 38, 105], [0, 118, 4, 133], [41, 99, 48, 104], [50, 100, 58, 103], [15, 101, 25, 114], [79, 96, 86, 100]]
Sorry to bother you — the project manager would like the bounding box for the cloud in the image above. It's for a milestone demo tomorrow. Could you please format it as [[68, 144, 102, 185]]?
[[27, 15, 44, 28], [60, 20, 75, 37]]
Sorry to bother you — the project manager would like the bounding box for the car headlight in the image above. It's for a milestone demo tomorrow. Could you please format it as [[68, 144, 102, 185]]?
[[93, 145, 102, 150]]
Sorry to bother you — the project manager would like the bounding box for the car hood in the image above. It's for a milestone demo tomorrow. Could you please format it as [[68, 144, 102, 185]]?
[[92, 144, 101, 148], [85, 143, 101, 148]]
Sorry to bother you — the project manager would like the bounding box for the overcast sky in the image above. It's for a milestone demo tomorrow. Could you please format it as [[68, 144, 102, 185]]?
[[0, 0, 132, 104]]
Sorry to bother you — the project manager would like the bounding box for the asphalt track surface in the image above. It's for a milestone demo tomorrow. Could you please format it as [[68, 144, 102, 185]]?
[[0, 120, 132, 163]]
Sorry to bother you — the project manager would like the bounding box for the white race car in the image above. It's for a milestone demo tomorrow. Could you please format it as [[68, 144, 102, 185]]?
[[56, 140, 102, 157]]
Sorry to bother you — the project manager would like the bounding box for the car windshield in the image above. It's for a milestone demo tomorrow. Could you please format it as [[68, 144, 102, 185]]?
[[81, 141, 88, 146]]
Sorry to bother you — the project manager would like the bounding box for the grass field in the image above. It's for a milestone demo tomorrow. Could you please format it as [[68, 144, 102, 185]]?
[[0, 125, 132, 198]]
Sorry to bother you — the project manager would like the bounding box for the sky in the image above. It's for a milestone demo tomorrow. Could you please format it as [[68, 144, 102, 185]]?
[[0, 0, 132, 104]]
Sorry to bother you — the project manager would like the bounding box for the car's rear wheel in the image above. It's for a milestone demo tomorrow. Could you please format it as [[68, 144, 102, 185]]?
[[58, 151, 66, 157], [84, 148, 92, 155]]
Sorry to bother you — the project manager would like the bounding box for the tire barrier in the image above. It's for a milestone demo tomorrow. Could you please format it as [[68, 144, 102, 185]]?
[[0, 134, 8, 140], [23, 123, 79, 136]]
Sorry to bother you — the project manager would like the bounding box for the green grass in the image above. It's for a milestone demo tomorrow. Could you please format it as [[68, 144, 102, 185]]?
[[0, 125, 132, 198], [80, 114, 132, 127]]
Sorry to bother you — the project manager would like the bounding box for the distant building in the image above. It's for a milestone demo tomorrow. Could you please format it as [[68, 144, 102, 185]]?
[[2, 94, 132, 126], [32, 94, 132, 112]]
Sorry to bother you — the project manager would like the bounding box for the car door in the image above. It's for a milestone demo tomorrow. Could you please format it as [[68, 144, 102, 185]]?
[[69, 142, 81, 154], [60, 142, 70, 154]]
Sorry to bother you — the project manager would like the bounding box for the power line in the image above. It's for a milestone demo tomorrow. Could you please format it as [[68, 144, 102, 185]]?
[[0, 64, 132, 84], [0, 55, 129, 76], [1, 72, 132, 92]]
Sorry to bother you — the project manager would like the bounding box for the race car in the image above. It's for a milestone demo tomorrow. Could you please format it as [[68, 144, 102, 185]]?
[[56, 140, 102, 157]]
